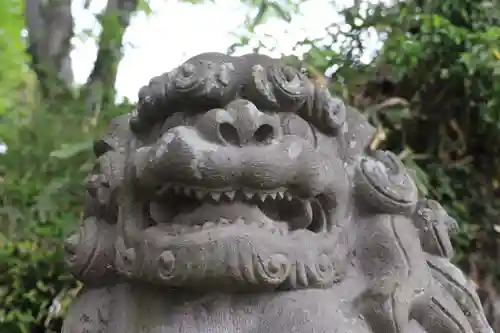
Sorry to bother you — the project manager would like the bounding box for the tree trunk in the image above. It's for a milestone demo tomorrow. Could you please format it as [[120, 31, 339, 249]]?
[[25, 0, 138, 114], [25, 0, 74, 101]]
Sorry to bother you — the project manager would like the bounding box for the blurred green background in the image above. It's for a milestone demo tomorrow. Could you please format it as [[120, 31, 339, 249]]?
[[1, 0, 500, 332]]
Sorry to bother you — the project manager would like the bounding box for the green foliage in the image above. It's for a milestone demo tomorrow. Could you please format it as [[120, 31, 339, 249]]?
[[2, 0, 500, 332], [336, 0, 500, 278], [0, 233, 80, 333], [228, 0, 303, 53], [0, 91, 129, 332], [0, 11, 130, 328], [0, 0, 29, 116]]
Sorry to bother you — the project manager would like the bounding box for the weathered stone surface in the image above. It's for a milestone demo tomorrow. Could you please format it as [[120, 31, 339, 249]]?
[[61, 52, 494, 333]]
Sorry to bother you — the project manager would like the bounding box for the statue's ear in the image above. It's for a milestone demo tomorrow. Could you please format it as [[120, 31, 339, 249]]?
[[341, 107, 376, 162]]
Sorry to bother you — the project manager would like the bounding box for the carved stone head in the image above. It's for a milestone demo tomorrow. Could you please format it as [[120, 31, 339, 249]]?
[[66, 52, 379, 291], [63, 53, 493, 333]]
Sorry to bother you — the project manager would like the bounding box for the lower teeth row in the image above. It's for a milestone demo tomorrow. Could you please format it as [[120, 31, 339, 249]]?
[[155, 218, 288, 236]]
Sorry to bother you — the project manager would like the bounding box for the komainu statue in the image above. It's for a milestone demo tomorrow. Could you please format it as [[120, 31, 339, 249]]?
[[61, 52, 494, 333]]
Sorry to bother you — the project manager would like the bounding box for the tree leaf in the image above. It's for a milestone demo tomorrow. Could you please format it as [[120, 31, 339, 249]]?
[[49, 141, 93, 159]]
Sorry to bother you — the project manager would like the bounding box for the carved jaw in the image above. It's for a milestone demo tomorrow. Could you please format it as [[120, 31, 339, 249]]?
[[147, 182, 331, 237], [124, 146, 347, 292], [114, 187, 346, 293], [117, 126, 349, 292]]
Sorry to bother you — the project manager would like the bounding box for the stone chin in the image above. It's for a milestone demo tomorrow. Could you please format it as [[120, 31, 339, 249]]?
[[113, 56, 352, 292]]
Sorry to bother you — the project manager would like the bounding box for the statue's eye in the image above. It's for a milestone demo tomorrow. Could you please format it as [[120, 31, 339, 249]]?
[[280, 113, 317, 145]]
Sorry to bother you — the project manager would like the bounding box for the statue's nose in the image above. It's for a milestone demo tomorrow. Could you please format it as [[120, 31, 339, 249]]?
[[210, 99, 281, 146]]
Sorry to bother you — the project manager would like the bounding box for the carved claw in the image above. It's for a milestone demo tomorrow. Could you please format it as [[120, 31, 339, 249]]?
[[411, 200, 492, 333], [354, 286, 412, 333], [413, 199, 456, 259], [426, 255, 493, 333], [412, 280, 474, 333]]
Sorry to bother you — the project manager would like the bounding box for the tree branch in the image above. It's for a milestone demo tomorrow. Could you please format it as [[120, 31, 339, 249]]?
[[83, 0, 139, 117]]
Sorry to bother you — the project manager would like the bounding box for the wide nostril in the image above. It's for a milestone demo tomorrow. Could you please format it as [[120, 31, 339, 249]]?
[[218, 122, 240, 146], [217, 121, 276, 146], [253, 124, 275, 144]]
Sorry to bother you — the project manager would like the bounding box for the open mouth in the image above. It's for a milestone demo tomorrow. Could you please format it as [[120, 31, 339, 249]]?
[[145, 183, 328, 237]]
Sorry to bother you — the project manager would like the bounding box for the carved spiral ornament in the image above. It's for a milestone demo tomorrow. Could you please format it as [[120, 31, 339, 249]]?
[[268, 64, 313, 108], [245, 64, 312, 111], [243, 63, 346, 136], [86, 157, 110, 200], [64, 219, 98, 275], [308, 85, 347, 135], [157, 250, 176, 280], [246, 64, 279, 108], [309, 253, 339, 286], [131, 55, 348, 138], [171, 62, 199, 92], [85, 153, 123, 223], [138, 241, 294, 289], [354, 150, 418, 214], [168, 60, 236, 98], [132, 75, 170, 132], [114, 237, 136, 278], [283, 251, 345, 290], [64, 217, 117, 281], [255, 253, 291, 285], [132, 60, 237, 135]]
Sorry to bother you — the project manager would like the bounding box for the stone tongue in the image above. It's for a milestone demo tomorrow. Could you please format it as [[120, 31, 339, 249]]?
[[171, 202, 271, 226], [280, 199, 313, 230]]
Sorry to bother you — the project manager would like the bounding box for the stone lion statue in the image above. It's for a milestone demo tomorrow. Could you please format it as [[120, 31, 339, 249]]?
[[61, 52, 493, 333]]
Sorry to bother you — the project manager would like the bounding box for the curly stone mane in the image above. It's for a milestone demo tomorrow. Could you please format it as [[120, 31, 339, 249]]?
[[130, 54, 345, 137], [62, 53, 493, 333]]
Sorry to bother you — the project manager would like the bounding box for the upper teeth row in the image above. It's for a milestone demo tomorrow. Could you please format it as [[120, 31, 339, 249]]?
[[158, 184, 294, 202]]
